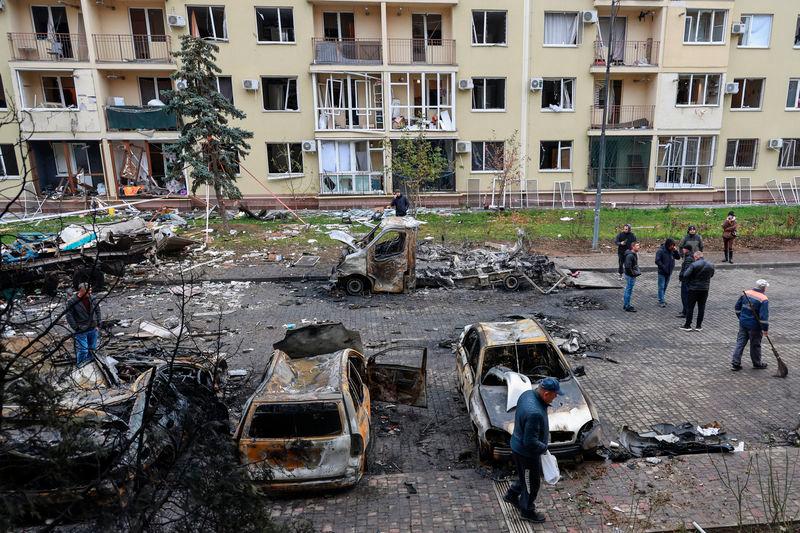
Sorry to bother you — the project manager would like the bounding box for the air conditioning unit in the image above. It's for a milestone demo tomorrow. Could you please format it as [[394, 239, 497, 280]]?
[[530, 78, 544, 92], [724, 82, 740, 95], [175, 78, 188, 90], [458, 79, 474, 91], [167, 14, 186, 27], [768, 138, 784, 150], [731, 23, 746, 35], [301, 140, 317, 153], [242, 79, 259, 91], [455, 141, 471, 154], [582, 10, 599, 24]]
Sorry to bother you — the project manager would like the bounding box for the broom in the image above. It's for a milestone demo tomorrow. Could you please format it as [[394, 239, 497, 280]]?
[[742, 291, 788, 378]]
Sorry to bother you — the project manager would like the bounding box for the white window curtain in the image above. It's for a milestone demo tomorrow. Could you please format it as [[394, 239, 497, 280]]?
[[742, 15, 772, 47], [320, 141, 337, 173], [544, 13, 578, 45], [561, 80, 573, 109]]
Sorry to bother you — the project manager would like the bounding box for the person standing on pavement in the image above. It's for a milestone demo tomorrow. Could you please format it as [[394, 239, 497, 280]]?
[[678, 225, 704, 256], [614, 224, 636, 279], [504, 377, 562, 524], [65, 282, 102, 367], [680, 251, 715, 332], [722, 211, 738, 263], [623, 241, 641, 312], [677, 245, 694, 318], [655, 238, 681, 308], [731, 280, 770, 371], [388, 190, 410, 217]]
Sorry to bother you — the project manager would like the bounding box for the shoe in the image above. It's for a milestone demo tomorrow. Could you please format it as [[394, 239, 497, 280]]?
[[519, 510, 546, 523], [753, 362, 768, 369], [694, 327, 703, 332], [503, 492, 519, 505], [676, 313, 686, 318], [625, 306, 637, 312], [659, 302, 667, 308], [729, 252, 733, 264], [680, 326, 693, 332], [731, 364, 742, 371]]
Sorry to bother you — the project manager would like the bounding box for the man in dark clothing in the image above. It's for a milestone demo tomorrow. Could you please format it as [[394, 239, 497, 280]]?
[[65, 283, 102, 366], [655, 238, 681, 308], [680, 251, 715, 332], [388, 190, 410, 216], [676, 245, 694, 318], [731, 279, 770, 371], [614, 224, 636, 279], [504, 377, 562, 524], [678, 225, 704, 255], [623, 241, 641, 312]]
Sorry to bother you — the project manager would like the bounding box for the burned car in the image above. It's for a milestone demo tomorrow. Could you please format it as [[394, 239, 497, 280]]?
[[234, 323, 426, 491], [329, 216, 419, 295], [455, 319, 602, 461]]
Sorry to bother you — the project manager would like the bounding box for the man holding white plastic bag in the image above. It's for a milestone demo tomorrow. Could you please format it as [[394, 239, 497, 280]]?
[[503, 377, 562, 524]]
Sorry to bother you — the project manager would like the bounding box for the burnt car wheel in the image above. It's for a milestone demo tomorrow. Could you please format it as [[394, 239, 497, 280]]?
[[502, 275, 520, 291], [344, 276, 368, 296]]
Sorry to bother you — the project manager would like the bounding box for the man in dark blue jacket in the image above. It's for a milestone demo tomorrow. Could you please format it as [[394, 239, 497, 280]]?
[[731, 279, 770, 371], [655, 238, 680, 308], [614, 224, 636, 279], [504, 377, 562, 524], [680, 251, 715, 332]]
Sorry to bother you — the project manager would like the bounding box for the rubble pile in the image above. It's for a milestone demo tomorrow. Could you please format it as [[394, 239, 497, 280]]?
[[561, 295, 606, 310], [524, 312, 609, 356]]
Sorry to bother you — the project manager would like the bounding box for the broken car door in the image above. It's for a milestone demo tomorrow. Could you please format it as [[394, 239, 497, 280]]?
[[366, 230, 408, 293], [457, 328, 481, 405], [366, 346, 428, 408]]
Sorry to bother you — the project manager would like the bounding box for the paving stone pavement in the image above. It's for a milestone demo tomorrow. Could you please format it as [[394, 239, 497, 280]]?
[[104, 262, 800, 532]]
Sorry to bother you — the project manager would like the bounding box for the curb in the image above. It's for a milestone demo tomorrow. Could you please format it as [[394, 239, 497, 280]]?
[[556, 262, 800, 273]]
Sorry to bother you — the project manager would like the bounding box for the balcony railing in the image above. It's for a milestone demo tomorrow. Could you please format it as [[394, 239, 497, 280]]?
[[588, 167, 649, 190], [312, 38, 382, 65], [388, 39, 456, 65], [593, 40, 659, 67], [590, 105, 654, 130], [94, 34, 173, 63], [106, 106, 178, 131], [8, 33, 88, 61]]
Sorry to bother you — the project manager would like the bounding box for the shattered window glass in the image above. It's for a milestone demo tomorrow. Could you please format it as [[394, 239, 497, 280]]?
[[481, 343, 567, 382], [248, 402, 343, 439], [373, 231, 405, 259]]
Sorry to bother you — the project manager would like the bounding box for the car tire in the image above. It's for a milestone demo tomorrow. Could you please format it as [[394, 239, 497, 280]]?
[[475, 427, 493, 462], [502, 275, 520, 291], [344, 276, 368, 296]]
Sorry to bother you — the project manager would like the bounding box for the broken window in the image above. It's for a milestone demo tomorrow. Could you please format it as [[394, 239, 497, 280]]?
[[0, 144, 19, 178], [248, 402, 343, 439], [373, 231, 405, 259], [139, 77, 172, 105], [390, 72, 454, 130], [472, 78, 505, 110], [543, 12, 579, 46], [481, 343, 568, 383], [542, 78, 574, 111], [463, 329, 481, 370], [187, 6, 227, 40], [267, 143, 303, 175], [319, 140, 384, 194], [540, 141, 572, 171], [684, 9, 726, 44], [262, 77, 298, 111], [472, 11, 506, 45], [787, 79, 800, 110], [42, 76, 76, 107], [256, 7, 294, 43], [315, 73, 383, 130], [471, 141, 504, 172], [676, 74, 721, 106], [795, 16, 800, 47], [215, 76, 233, 104], [778, 139, 800, 169], [738, 14, 772, 48], [725, 139, 758, 169], [730, 78, 763, 110], [347, 361, 365, 409], [656, 136, 716, 187]]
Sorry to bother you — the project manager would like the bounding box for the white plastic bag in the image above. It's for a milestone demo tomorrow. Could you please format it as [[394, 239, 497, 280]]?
[[541, 451, 560, 485]]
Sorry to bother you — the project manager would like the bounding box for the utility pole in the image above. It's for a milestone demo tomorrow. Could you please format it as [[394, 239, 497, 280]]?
[[592, 0, 620, 251]]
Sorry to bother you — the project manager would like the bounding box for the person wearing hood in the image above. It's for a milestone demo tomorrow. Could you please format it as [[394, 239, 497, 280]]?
[[722, 211, 738, 263], [679, 251, 715, 332], [655, 238, 681, 308], [678, 225, 704, 256], [623, 241, 641, 312], [613, 224, 636, 279]]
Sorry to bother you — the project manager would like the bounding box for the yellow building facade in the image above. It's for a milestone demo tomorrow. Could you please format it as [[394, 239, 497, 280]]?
[[0, 0, 798, 209]]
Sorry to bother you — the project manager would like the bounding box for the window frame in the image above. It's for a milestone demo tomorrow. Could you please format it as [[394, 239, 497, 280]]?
[[261, 76, 299, 112], [539, 140, 573, 172], [470, 141, 504, 173], [41, 76, 76, 107], [471, 77, 506, 112], [683, 9, 727, 45], [724, 138, 758, 170], [778, 139, 800, 169], [0, 144, 20, 179], [675, 73, 722, 107], [138, 76, 172, 105], [738, 14, 773, 49], [541, 78, 575, 112], [795, 16, 800, 48], [215, 75, 234, 104], [186, 5, 228, 41], [787, 79, 800, 110], [543, 11, 581, 47], [255, 6, 295, 44], [471, 10, 507, 46], [266, 142, 304, 177], [656, 135, 717, 187], [0, 75, 7, 109], [730, 78, 764, 111]]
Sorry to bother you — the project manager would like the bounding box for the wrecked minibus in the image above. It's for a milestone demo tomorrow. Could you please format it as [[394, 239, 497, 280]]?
[[329, 216, 419, 295], [234, 323, 427, 491]]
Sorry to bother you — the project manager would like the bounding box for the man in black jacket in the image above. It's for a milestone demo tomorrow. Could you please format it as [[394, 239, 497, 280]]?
[[680, 251, 715, 332], [388, 190, 410, 217], [65, 283, 102, 366], [614, 224, 636, 279], [623, 241, 641, 312], [676, 245, 694, 318], [655, 238, 681, 308]]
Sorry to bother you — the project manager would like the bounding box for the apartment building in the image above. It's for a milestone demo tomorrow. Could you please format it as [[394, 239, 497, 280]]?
[[0, 0, 798, 210]]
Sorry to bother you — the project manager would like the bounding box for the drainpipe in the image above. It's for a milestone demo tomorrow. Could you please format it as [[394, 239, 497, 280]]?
[[520, 0, 531, 192]]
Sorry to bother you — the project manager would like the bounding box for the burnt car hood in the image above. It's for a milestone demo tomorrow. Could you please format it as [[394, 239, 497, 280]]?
[[479, 378, 592, 435]]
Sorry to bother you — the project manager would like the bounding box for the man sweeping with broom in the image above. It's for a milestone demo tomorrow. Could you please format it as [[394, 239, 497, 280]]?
[[731, 280, 783, 374]]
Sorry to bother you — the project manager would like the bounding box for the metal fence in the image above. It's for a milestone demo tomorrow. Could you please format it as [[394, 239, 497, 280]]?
[[593, 40, 659, 67], [590, 105, 654, 130], [94, 34, 173, 63], [388, 39, 456, 65], [312, 38, 382, 65], [8, 32, 88, 61]]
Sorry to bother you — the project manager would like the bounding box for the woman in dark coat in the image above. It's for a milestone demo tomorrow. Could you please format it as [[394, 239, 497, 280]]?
[[722, 211, 738, 263]]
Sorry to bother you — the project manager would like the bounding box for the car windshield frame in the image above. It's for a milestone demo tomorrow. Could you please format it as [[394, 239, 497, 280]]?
[[480, 342, 568, 383]]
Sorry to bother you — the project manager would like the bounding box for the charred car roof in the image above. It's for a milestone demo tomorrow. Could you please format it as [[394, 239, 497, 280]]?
[[475, 319, 549, 346], [255, 350, 355, 402]]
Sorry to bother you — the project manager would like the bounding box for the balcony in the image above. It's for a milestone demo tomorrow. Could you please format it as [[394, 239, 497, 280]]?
[[388, 39, 456, 65], [94, 34, 173, 63], [8, 33, 89, 61], [590, 105, 654, 130], [106, 106, 178, 131], [312, 38, 382, 65], [592, 40, 659, 68]]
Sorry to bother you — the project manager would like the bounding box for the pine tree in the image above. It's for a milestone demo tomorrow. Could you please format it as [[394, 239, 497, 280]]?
[[164, 35, 252, 231]]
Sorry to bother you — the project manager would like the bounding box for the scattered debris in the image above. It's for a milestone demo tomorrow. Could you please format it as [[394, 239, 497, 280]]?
[[561, 295, 606, 310], [617, 422, 736, 458], [293, 255, 320, 267]]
